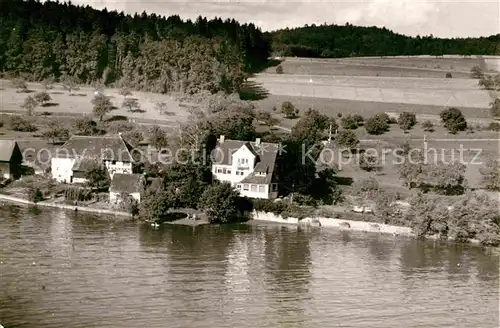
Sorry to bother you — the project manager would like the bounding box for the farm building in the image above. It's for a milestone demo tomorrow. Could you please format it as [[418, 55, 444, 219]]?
[[109, 173, 145, 204], [0, 140, 23, 180], [51, 134, 137, 184]]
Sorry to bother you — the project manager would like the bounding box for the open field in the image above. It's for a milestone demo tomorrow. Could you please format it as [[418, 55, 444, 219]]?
[[319, 122, 499, 191], [254, 95, 493, 130], [0, 80, 191, 124], [251, 74, 491, 108], [267, 56, 500, 77]]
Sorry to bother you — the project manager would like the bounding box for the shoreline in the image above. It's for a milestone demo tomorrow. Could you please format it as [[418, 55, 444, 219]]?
[[0, 194, 486, 245], [0, 193, 132, 218]]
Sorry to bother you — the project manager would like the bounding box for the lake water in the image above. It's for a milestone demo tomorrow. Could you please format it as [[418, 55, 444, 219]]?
[[0, 204, 498, 328]]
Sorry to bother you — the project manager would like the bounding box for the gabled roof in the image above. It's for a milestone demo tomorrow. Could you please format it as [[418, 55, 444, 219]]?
[[110, 173, 145, 194], [54, 135, 135, 162], [0, 140, 19, 162], [212, 138, 280, 185]]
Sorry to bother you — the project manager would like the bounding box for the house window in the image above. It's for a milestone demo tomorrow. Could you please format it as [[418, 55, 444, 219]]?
[[222, 168, 227, 174], [250, 184, 257, 192], [238, 158, 248, 165], [258, 185, 265, 193], [272, 184, 278, 192], [236, 184, 241, 189], [227, 170, 231, 174], [111, 160, 116, 165], [243, 184, 249, 191], [217, 168, 222, 173]]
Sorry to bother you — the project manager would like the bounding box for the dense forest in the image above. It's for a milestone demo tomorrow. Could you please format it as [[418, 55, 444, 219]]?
[[0, 0, 270, 93], [269, 24, 500, 58]]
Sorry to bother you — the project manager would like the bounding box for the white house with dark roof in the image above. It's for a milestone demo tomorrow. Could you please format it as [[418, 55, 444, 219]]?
[[51, 134, 136, 184], [109, 173, 145, 204], [211, 135, 280, 199]]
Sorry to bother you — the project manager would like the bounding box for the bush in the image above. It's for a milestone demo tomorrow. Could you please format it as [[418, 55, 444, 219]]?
[[293, 193, 318, 207], [335, 129, 359, 149], [9, 116, 37, 132], [440, 107, 467, 134], [446, 72, 452, 78], [422, 120, 435, 132], [28, 186, 44, 203], [398, 112, 417, 132], [487, 122, 500, 131], [64, 186, 92, 202], [276, 65, 284, 74], [365, 113, 390, 135], [281, 101, 299, 118], [341, 114, 364, 129]]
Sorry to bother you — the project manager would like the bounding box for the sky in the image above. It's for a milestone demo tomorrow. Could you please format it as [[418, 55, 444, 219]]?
[[76, 0, 500, 38]]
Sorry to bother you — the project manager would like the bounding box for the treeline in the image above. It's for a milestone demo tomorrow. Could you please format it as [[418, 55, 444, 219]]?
[[269, 23, 500, 58], [0, 0, 270, 93]]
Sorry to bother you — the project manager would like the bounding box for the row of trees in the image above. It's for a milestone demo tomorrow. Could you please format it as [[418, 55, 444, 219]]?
[[0, 0, 270, 93], [270, 23, 500, 58]]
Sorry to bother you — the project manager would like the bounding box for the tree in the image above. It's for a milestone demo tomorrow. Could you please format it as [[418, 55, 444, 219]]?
[[479, 158, 500, 191], [34, 91, 51, 106], [256, 110, 278, 128], [122, 98, 140, 112], [199, 182, 244, 223], [139, 187, 172, 222], [341, 114, 364, 129], [440, 107, 467, 134], [281, 101, 299, 118], [365, 113, 390, 135], [149, 125, 168, 150], [84, 162, 110, 189], [11, 78, 28, 92], [160, 163, 212, 209], [470, 66, 483, 79], [119, 193, 139, 217], [122, 130, 143, 147], [490, 98, 500, 117], [276, 65, 284, 74], [22, 96, 38, 116], [405, 193, 449, 237], [8, 116, 37, 132], [479, 76, 495, 90], [358, 152, 381, 172], [155, 101, 168, 114], [119, 87, 132, 98], [73, 117, 100, 135], [351, 177, 380, 199], [91, 93, 113, 121], [422, 120, 435, 132], [445, 72, 452, 78], [335, 129, 359, 150], [448, 193, 500, 245], [42, 122, 69, 144], [398, 112, 417, 132], [41, 77, 54, 90], [61, 75, 80, 94], [28, 186, 44, 203], [290, 108, 336, 145]]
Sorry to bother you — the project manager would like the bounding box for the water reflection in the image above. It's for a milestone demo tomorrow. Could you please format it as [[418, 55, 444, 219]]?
[[0, 206, 498, 328], [263, 225, 312, 326]]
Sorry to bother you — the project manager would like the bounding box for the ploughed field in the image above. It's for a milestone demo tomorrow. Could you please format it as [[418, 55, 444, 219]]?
[[251, 74, 491, 108]]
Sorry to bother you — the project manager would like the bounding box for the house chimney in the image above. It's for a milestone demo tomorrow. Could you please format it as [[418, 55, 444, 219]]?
[[255, 138, 261, 146], [220, 135, 225, 143]]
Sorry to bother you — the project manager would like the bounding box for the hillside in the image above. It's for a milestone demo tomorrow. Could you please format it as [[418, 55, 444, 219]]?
[[0, 0, 270, 93], [268, 24, 500, 58]]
